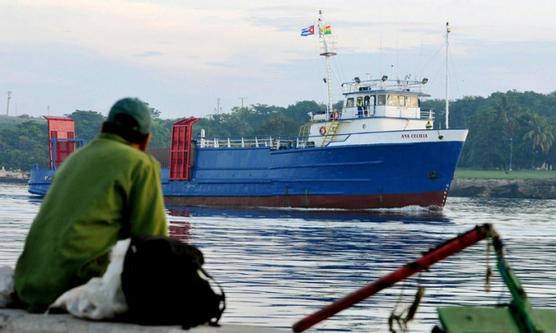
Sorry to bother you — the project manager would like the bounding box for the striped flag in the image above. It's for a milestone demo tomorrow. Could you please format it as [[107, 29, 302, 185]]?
[[320, 24, 332, 35], [300, 25, 315, 36]]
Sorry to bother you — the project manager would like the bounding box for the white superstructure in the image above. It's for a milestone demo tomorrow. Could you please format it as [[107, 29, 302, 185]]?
[[301, 77, 467, 148]]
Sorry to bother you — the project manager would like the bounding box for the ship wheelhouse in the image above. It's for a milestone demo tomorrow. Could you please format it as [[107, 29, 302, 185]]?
[[305, 77, 436, 147], [338, 77, 431, 121], [342, 91, 424, 120]]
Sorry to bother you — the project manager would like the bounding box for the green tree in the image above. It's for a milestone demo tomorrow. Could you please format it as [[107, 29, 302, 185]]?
[[523, 113, 555, 168], [1, 93, 555, 172], [257, 115, 299, 138], [0, 120, 48, 170], [150, 118, 174, 148], [193, 101, 321, 140], [70, 110, 105, 142], [460, 94, 523, 169]]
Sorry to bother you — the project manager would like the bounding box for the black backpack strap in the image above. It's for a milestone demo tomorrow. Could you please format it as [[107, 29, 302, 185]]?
[[200, 266, 226, 327]]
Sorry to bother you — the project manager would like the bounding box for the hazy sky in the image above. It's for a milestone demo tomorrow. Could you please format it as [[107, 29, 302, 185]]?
[[1, 0, 555, 119]]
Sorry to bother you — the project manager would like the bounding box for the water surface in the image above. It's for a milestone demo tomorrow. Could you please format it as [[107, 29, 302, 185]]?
[[1, 182, 555, 332]]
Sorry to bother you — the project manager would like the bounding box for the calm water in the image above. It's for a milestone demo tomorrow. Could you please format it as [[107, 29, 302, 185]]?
[[1, 182, 555, 332]]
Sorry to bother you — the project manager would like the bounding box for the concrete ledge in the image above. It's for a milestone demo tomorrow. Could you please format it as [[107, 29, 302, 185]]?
[[0, 309, 285, 333]]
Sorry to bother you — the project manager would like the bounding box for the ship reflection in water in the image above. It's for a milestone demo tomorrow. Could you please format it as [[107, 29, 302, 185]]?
[[166, 201, 556, 332], [1, 182, 555, 333]]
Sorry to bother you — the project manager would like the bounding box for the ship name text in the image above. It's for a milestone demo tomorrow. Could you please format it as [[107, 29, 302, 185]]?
[[401, 133, 428, 139]]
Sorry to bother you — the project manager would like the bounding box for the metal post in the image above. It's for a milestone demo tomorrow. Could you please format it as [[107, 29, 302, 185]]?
[[318, 10, 336, 117], [509, 137, 513, 172], [215, 98, 222, 114], [445, 22, 450, 129], [6, 91, 11, 116], [491, 233, 541, 332]]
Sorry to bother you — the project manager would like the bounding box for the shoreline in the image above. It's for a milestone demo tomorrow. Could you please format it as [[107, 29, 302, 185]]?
[[0, 169, 29, 183], [1, 177, 555, 200], [0, 177, 28, 184], [449, 178, 556, 199]]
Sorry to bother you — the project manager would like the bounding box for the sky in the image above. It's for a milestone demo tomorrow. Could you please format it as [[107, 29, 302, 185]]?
[[1, 0, 555, 119]]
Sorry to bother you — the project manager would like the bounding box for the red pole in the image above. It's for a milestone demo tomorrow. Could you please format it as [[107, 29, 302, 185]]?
[[292, 224, 492, 333]]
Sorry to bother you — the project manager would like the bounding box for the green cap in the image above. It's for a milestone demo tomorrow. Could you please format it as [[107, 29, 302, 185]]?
[[106, 97, 152, 135]]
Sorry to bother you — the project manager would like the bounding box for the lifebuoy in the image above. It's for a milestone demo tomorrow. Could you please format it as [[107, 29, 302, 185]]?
[[332, 111, 340, 120], [319, 126, 327, 136]]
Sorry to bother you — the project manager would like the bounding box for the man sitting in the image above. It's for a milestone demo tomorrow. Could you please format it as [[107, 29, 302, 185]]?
[[14, 97, 168, 312]]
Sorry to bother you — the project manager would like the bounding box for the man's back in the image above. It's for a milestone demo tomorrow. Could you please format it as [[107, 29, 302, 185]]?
[[15, 132, 167, 312]]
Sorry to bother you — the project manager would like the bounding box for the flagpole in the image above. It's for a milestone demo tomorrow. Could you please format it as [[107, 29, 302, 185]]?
[[445, 22, 450, 129], [318, 10, 336, 118]]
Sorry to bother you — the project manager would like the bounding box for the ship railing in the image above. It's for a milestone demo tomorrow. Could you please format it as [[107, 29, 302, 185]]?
[[197, 123, 439, 150], [296, 132, 351, 148], [340, 78, 428, 94], [340, 79, 424, 93], [420, 109, 435, 120], [198, 136, 299, 150]]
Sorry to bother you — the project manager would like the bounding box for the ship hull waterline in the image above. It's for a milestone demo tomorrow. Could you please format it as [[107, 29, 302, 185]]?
[[164, 191, 447, 209]]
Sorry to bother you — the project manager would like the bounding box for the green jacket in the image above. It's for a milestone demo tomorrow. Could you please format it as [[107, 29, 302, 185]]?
[[15, 133, 168, 312]]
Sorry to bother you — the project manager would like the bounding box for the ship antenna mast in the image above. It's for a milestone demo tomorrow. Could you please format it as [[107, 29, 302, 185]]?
[[445, 22, 450, 129], [318, 10, 336, 117]]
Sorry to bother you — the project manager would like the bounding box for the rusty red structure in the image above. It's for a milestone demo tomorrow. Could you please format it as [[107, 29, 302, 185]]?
[[169, 117, 198, 180], [44, 116, 77, 169]]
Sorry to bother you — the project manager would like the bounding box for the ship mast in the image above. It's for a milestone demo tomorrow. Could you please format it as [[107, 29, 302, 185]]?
[[445, 22, 450, 129], [318, 10, 336, 117]]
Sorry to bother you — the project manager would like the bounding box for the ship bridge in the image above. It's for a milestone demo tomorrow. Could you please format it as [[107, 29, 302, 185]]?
[[339, 77, 431, 120], [305, 77, 438, 148]]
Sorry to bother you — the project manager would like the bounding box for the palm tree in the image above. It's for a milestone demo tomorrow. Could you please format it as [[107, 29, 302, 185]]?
[[523, 114, 555, 168], [491, 94, 520, 170]]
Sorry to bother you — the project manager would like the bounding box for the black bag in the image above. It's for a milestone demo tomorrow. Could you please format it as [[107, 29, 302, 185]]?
[[121, 236, 225, 329]]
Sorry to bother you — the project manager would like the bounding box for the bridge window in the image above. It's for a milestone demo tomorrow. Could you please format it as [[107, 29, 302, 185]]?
[[407, 96, 418, 107], [346, 98, 354, 108], [387, 95, 399, 106], [398, 95, 406, 106], [376, 95, 386, 105]]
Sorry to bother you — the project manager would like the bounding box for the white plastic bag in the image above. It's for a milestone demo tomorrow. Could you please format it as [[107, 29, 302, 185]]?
[[50, 239, 130, 319], [0, 265, 15, 307]]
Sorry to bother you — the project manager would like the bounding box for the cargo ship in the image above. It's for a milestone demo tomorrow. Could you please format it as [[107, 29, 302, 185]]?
[[29, 16, 467, 209], [29, 83, 467, 209]]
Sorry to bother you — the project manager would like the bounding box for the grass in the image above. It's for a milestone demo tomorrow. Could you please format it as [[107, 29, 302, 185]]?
[[455, 168, 556, 180]]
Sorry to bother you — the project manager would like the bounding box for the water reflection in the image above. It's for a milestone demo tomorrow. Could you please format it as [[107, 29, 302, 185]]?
[[2, 183, 555, 332], [167, 205, 451, 224], [165, 206, 486, 332], [168, 220, 192, 241]]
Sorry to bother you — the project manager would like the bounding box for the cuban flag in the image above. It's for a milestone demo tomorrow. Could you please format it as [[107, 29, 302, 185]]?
[[300, 25, 315, 37]]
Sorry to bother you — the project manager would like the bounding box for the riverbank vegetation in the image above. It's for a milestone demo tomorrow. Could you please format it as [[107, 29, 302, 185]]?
[[424, 91, 556, 171], [1, 90, 555, 173], [455, 169, 556, 180]]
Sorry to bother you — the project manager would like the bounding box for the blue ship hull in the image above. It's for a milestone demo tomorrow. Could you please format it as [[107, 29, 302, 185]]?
[[30, 138, 464, 209], [163, 140, 463, 208], [28, 166, 54, 196]]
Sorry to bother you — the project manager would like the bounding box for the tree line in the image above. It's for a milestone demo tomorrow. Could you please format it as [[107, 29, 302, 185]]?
[[0, 91, 554, 171], [422, 91, 556, 170]]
